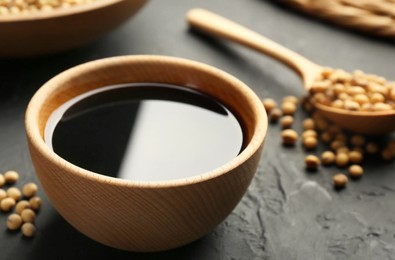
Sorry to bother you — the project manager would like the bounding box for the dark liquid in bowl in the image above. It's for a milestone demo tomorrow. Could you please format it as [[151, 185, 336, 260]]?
[[45, 83, 244, 182]]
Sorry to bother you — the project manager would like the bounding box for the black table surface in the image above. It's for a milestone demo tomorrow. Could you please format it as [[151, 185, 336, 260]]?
[[1, 1, 395, 259]]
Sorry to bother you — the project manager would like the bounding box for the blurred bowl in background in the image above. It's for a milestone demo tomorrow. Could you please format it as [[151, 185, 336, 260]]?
[[0, 0, 147, 58]]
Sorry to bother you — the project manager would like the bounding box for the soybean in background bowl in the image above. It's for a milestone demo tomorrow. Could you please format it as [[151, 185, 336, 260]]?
[[0, 0, 147, 58], [25, 55, 267, 251]]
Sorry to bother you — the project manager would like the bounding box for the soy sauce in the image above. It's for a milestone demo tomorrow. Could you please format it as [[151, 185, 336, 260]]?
[[45, 83, 244, 182]]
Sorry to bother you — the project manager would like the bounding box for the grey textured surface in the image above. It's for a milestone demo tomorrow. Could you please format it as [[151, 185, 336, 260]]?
[[1, 0, 395, 259]]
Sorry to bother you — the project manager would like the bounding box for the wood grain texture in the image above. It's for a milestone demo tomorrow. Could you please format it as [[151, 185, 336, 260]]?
[[0, 0, 147, 57], [25, 55, 267, 251]]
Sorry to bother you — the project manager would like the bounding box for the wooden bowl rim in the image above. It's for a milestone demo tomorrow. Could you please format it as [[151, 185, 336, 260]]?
[[0, 0, 137, 23], [25, 55, 267, 188]]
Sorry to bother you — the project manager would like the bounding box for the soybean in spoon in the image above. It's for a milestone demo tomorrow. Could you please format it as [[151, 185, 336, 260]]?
[[187, 8, 395, 135]]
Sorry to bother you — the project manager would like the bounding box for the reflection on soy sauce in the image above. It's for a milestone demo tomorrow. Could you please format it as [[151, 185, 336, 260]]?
[[49, 83, 244, 181]]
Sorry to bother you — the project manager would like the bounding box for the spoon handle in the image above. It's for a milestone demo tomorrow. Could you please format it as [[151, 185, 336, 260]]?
[[187, 9, 321, 88]]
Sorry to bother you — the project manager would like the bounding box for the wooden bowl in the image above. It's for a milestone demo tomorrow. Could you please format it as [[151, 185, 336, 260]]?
[[25, 55, 267, 251], [0, 0, 147, 58]]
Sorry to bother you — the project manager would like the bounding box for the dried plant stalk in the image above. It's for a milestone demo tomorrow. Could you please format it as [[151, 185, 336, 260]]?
[[278, 0, 395, 38]]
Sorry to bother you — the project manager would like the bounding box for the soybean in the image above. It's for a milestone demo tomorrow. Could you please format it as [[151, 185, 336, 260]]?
[[1, 197, 16, 212], [15, 200, 31, 214], [381, 148, 394, 161], [321, 151, 336, 166], [305, 155, 320, 171], [21, 209, 36, 223], [302, 130, 318, 139], [349, 165, 364, 179], [29, 196, 42, 211], [281, 129, 298, 146], [350, 135, 366, 146], [366, 142, 379, 154], [4, 171, 19, 184], [302, 118, 315, 130], [22, 183, 38, 198], [269, 108, 282, 123], [336, 152, 349, 168], [7, 214, 22, 231], [280, 115, 294, 129], [282, 101, 297, 115], [333, 173, 348, 189], [331, 140, 346, 151], [262, 98, 277, 113], [303, 136, 318, 150], [21, 223, 36, 238], [349, 150, 363, 164], [7, 187, 22, 201], [320, 131, 332, 144], [282, 96, 299, 105]]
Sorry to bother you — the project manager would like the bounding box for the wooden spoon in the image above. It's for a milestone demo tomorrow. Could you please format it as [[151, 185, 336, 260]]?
[[187, 8, 395, 135]]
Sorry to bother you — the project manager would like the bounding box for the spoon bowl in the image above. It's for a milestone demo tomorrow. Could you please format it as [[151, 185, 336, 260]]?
[[187, 8, 395, 135], [315, 103, 395, 135]]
